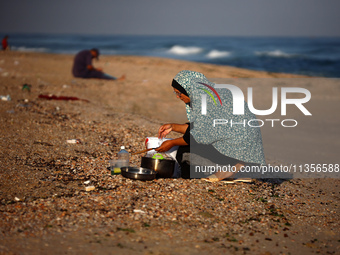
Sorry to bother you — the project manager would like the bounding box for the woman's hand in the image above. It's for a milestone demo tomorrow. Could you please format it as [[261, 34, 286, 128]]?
[[155, 140, 174, 152], [155, 137, 188, 153], [158, 124, 172, 139]]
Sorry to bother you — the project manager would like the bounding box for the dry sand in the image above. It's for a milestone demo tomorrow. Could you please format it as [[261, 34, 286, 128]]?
[[0, 51, 339, 254]]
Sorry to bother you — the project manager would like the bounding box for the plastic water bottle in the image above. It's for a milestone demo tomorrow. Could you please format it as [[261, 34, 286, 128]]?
[[117, 146, 129, 168]]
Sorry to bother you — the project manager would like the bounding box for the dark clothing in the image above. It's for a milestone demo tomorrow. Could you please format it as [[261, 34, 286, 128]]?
[[176, 139, 242, 179], [72, 50, 115, 79], [72, 50, 92, 77], [177, 123, 244, 179], [182, 122, 191, 144]]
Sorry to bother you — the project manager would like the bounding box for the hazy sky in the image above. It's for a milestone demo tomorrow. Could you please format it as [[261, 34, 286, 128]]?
[[1, 0, 339, 36]]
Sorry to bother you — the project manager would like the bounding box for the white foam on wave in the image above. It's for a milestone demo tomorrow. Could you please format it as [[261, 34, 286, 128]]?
[[255, 50, 294, 58], [168, 45, 203, 55], [13, 46, 48, 53], [206, 49, 231, 59]]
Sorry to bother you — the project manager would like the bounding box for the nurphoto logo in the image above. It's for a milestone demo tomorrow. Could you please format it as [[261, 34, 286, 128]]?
[[199, 82, 312, 128]]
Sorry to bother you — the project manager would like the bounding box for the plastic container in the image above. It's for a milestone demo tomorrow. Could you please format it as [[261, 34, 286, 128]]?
[[145, 137, 178, 159], [117, 146, 129, 168], [109, 159, 126, 175]]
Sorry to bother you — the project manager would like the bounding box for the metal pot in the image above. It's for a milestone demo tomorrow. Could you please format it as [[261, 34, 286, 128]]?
[[121, 167, 156, 181], [141, 156, 175, 178]]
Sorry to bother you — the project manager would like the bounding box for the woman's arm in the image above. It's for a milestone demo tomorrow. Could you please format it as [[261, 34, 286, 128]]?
[[155, 137, 188, 152], [172, 123, 189, 134]]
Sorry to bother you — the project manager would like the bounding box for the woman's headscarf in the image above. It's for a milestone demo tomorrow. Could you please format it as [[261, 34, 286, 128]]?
[[172, 70, 215, 122], [172, 70, 266, 165]]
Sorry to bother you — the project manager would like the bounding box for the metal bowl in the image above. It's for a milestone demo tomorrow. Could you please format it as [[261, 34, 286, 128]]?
[[121, 167, 156, 181], [141, 156, 175, 178]]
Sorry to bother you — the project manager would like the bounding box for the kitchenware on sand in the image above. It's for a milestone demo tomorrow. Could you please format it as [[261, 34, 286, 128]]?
[[121, 167, 156, 181], [141, 156, 175, 178]]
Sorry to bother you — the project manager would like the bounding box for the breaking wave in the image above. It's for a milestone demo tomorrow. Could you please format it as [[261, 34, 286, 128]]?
[[255, 50, 296, 58], [206, 49, 231, 59], [12, 46, 48, 53], [168, 45, 203, 55]]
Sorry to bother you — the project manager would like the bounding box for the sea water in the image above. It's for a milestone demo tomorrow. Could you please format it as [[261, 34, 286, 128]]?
[[6, 33, 340, 77]]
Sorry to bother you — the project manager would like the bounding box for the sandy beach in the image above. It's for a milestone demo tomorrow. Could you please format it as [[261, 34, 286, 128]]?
[[0, 51, 339, 254]]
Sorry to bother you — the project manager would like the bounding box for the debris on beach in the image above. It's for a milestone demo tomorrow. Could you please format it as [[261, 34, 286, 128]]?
[[0, 95, 11, 101], [22, 83, 32, 92], [85, 186, 95, 192], [66, 139, 82, 144], [38, 94, 90, 102]]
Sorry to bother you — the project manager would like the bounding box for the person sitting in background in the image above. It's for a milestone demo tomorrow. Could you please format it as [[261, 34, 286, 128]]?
[[2, 35, 9, 51], [72, 48, 125, 80]]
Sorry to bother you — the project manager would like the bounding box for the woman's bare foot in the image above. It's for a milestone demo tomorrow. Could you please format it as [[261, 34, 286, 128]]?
[[202, 174, 220, 182], [203, 163, 244, 182]]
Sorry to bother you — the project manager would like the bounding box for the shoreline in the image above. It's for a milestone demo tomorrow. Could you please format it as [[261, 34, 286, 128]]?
[[2, 50, 308, 76]]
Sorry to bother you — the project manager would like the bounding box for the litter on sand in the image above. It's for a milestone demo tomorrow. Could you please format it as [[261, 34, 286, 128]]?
[[38, 94, 89, 102], [85, 186, 95, 192]]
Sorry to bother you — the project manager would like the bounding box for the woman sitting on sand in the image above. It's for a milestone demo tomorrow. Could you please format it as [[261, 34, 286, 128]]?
[[155, 70, 266, 181]]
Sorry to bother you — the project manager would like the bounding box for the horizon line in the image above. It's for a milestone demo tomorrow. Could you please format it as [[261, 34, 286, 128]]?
[[1, 32, 340, 39]]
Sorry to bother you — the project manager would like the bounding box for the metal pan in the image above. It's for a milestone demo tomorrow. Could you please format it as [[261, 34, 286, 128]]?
[[121, 167, 156, 181], [141, 156, 175, 178]]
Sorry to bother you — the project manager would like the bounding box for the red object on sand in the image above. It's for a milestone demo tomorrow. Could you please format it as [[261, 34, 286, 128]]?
[[38, 94, 89, 102], [2, 36, 8, 50]]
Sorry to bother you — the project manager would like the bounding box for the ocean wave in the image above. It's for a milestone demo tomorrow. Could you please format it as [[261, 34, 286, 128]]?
[[255, 50, 296, 58], [168, 45, 203, 55], [12, 46, 48, 53], [206, 49, 231, 59]]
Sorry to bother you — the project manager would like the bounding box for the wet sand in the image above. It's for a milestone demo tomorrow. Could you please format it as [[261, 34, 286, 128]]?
[[0, 51, 339, 254]]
